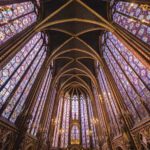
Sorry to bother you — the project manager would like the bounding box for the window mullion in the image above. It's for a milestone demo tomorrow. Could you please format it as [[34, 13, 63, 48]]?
[[104, 51, 142, 121], [7, 49, 45, 120], [0, 37, 41, 91]]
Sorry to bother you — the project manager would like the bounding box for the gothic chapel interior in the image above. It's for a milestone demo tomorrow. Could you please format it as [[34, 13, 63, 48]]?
[[0, 0, 150, 150]]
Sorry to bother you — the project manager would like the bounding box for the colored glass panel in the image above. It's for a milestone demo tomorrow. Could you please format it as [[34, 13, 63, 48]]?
[[98, 67, 120, 137], [102, 32, 150, 123], [28, 67, 52, 136], [0, 1, 37, 45], [72, 95, 78, 120], [2, 48, 46, 123], [71, 125, 80, 144], [0, 32, 48, 123], [52, 93, 98, 148], [88, 96, 99, 148], [80, 95, 90, 148], [113, 2, 150, 45], [60, 94, 70, 148], [0, 33, 42, 108]]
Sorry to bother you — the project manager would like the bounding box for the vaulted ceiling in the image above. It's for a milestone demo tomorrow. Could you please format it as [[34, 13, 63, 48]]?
[[36, 0, 114, 96]]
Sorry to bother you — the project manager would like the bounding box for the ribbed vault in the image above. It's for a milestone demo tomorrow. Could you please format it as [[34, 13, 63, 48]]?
[[36, 0, 114, 99]]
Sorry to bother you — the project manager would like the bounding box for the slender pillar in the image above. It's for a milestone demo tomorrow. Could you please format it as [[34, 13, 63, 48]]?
[[12, 57, 48, 150], [58, 93, 65, 148], [39, 74, 54, 133], [90, 91, 102, 148], [84, 94, 93, 149], [95, 72, 113, 150], [104, 45, 150, 116], [78, 93, 82, 145], [15, 58, 48, 128], [68, 90, 73, 146], [48, 85, 63, 148], [102, 60, 138, 149], [48, 87, 59, 148], [40, 77, 57, 148]]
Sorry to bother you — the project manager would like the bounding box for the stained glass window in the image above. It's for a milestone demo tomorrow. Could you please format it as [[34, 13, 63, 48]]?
[[71, 125, 80, 145], [112, 1, 150, 45], [60, 93, 70, 148], [72, 95, 79, 120], [52, 92, 99, 148], [88, 96, 99, 148], [101, 32, 150, 124], [0, 1, 38, 45], [92, 84, 106, 143], [80, 94, 90, 148], [0, 32, 48, 123], [44, 87, 56, 139], [97, 67, 121, 137], [28, 68, 52, 136]]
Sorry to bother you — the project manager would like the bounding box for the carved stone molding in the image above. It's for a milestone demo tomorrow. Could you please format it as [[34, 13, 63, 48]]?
[[23, 136, 36, 150], [0, 125, 16, 150], [132, 124, 150, 150], [112, 135, 126, 150]]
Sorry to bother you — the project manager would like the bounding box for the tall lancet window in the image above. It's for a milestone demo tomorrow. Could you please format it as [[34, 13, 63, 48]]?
[[44, 87, 56, 139], [71, 125, 80, 145], [97, 67, 121, 137], [0, 32, 48, 123], [88, 96, 99, 148], [72, 95, 79, 120], [70, 94, 80, 145], [0, 1, 38, 46], [101, 32, 150, 124], [112, 1, 150, 45], [60, 93, 70, 148], [28, 68, 52, 136], [92, 84, 106, 143], [80, 94, 90, 148], [52, 92, 99, 148]]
